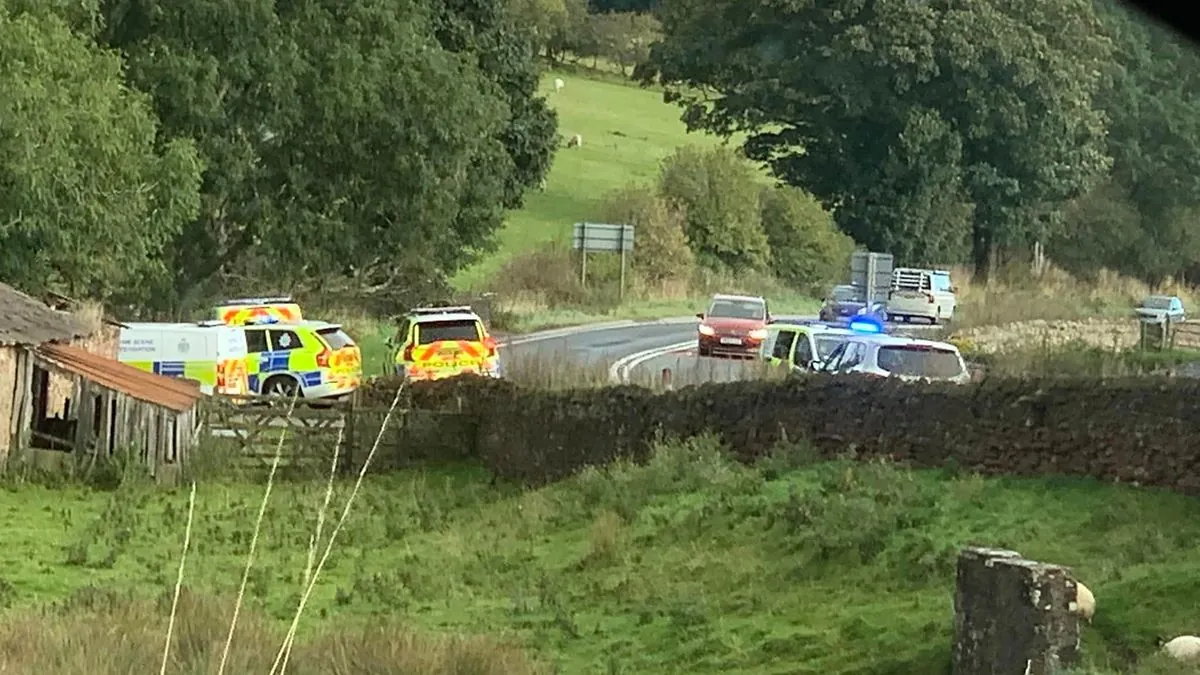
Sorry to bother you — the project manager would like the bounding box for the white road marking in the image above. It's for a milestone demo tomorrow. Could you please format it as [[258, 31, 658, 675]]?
[[500, 316, 697, 347], [608, 340, 693, 384]]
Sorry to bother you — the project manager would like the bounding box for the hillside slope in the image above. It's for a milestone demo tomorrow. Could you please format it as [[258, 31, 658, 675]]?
[[452, 69, 729, 291]]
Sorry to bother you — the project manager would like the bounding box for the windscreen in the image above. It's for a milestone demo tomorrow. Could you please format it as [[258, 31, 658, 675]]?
[[831, 286, 860, 302], [417, 319, 481, 344], [815, 336, 846, 359], [708, 299, 766, 320], [317, 327, 355, 350], [1143, 296, 1174, 310], [877, 346, 963, 378]]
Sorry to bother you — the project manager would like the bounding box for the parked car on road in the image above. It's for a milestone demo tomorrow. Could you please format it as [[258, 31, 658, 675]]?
[[819, 335, 971, 384], [761, 318, 887, 372], [818, 284, 888, 323], [390, 305, 502, 381], [1135, 295, 1185, 323], [697, 293, 771, 358], [886, 268, 958, 324]]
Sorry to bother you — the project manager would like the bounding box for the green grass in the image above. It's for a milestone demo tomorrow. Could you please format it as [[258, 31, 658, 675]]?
[[452, 68, 731, 292], [3, 437, 1199, 673]]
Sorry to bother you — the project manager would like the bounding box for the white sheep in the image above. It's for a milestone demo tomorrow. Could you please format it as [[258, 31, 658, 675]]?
[[554, 77, 564, 92], [1071, 581, 1095, 623], [566, 133, 582, 148], [1160, 635, 1200, 663]]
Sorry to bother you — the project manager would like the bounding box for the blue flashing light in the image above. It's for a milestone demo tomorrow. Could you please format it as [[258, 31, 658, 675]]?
[[246, 316, 280, 325], [847, 316, 884, 334]]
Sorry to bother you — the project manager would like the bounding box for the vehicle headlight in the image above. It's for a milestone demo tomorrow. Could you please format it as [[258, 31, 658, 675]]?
[[698, 324, 715, 336], [749, 328, 768, 340]]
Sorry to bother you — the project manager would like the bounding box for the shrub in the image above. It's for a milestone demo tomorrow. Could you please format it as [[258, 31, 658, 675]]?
[[758, 185, 855, 291], [597, 183, 695, 284], [658, 145, 771, 272]]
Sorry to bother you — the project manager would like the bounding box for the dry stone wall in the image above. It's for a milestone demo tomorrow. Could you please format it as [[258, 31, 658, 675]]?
[[358, 375, 1200, 491]]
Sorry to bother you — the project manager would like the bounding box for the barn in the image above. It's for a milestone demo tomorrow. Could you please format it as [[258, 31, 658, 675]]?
[[0, 283, 203, 475]]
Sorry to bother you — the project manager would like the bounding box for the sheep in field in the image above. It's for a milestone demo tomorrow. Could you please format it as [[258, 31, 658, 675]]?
[[1071, 581, 1095, 623], [554, 77, 564, 92], [1160, 635, 1200, 663], [566, 133, 582, 148]]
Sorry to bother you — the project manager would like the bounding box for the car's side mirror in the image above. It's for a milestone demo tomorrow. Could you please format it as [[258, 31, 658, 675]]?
[[951, 286, 959, 294], [696, 312, 705, 320], [766, 314, 775, 324]]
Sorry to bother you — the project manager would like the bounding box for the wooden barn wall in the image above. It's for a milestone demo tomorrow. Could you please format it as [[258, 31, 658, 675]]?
[[10, 360, 196, 475], [46, 325, 120, 417], [0, 346, 21, 459]]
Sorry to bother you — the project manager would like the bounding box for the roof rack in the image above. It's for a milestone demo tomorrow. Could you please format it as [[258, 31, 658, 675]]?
[[219, 296, 295, 306], [195, 320, 226, 327], [409, 305, 475, 316]]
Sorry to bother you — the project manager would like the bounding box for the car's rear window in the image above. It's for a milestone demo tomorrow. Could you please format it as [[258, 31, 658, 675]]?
[[831, 287, 860, 302], [708, 299, 766, 320], [417, 319, 481, 344], [317, 327, 355, 350], [876, 346, 963, 378]]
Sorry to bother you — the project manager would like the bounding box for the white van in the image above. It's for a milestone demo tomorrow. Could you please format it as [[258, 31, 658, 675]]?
[[118, 322, 250, 395], [886, 268, 957, 324]]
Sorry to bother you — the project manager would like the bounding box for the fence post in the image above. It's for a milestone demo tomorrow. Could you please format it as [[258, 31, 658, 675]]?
[[952, 546, 1080, 675], [661, 367, 672, 391], [343, 391, 357, 474]]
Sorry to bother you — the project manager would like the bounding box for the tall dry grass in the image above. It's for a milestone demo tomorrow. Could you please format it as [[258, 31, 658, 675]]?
[[0, 589, 544, 675], [0, 387, 547, 675], [950, 263, 1198, 329]]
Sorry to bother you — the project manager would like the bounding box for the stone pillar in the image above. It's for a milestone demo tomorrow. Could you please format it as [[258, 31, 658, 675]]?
[[952, 547, 1080, 675]]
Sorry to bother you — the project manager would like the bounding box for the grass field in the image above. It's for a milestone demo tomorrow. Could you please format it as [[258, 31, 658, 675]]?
[[3, 438, 1199, 673], [452, 68, 730, 292]]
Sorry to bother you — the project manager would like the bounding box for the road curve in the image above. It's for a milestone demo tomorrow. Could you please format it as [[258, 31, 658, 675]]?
[[497, 317, 699, 370], [609, 316, 945, 386], [496, 315, 943, 387]]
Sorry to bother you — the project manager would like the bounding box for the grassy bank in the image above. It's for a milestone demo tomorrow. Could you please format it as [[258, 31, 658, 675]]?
[[452, 68, 728, 291], [2, 438, 1199, 673]]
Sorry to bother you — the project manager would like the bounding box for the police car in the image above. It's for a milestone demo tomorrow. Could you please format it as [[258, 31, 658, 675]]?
[[818, 334, 971, 384], [390, 305, 501, 381], [762, 317, 888, 372], [211, 298, 363, 399]]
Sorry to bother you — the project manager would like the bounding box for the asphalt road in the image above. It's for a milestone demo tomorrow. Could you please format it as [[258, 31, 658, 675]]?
[[498, 315, 943, 388], [498, 317, 700, 369]]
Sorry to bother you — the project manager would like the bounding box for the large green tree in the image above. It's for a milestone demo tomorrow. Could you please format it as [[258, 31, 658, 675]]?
[[0, 4, 201, 301], [1053, 0, 1200, 284], [98, 0, 555, 312], [639, 0, 1113, 277]]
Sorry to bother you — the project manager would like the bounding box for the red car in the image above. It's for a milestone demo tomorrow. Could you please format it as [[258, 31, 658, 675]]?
[[696, 293, 772, 358]]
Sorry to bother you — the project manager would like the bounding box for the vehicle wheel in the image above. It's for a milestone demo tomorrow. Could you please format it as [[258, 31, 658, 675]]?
[[263, 375, 301, 399]]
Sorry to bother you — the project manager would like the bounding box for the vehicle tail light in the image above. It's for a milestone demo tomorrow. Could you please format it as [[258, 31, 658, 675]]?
[[316, 349, 331, 368], [483, 335, 498, 357]]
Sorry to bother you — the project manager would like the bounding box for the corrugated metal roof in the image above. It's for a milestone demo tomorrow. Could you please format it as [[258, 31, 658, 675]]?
[[35, 343, 203, 413], [0, 283, 90, 346]]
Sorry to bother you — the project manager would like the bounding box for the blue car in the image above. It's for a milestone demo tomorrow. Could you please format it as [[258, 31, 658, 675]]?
[[819, 284, 888, 323]]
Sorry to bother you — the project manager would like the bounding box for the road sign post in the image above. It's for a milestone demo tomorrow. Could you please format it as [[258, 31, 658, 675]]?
[[572, 222, 635, 298]]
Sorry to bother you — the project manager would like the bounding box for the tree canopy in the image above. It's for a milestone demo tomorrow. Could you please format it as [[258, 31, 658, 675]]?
[[87, 0, 556, 313], [639, 0, 1115, 276], [0, 5, 201, 301]]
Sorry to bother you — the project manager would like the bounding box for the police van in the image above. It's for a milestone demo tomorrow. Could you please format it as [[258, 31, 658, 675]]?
[[211, 297, 363, 399], [118, 321, 251, 395]]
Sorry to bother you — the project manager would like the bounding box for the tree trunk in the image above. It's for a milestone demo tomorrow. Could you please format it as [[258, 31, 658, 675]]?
[[971, 221, 992, 283]]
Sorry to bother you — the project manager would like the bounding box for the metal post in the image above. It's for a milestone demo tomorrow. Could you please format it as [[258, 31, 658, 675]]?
[[618, 225, 626, 300], [580, 222, 588, 287], [661, 367, 672, 391]]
